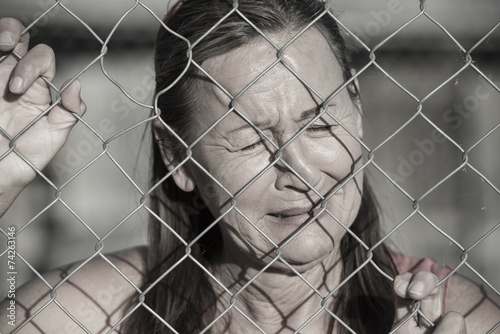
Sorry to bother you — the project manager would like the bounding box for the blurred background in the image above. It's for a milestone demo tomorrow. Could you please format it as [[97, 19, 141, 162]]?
[[1, 0, 499, 301]]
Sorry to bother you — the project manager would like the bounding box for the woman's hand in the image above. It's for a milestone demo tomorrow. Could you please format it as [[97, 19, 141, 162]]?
[[0, 18, 86, 217], [392, 271, 466, 333]]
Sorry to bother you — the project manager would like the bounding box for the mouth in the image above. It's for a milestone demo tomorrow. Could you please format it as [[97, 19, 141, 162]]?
[[269, 213, 290, 219], [267, 206, 324, 225]]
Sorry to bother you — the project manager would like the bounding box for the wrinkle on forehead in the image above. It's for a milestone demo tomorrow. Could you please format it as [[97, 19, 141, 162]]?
[[199, 28, 343, 97], [192, 28, 350, 135]]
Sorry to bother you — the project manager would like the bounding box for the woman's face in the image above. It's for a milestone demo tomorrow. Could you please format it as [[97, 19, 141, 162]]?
[[175, 28, 363, 270]]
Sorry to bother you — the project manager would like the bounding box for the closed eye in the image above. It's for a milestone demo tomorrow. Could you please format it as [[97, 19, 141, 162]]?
[[240, 124, 337, 151], [241, 139, 264, 152], [307, 125, 337, 133]]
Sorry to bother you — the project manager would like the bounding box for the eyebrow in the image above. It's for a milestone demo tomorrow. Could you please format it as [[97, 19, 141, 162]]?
[[226, 104, 337, 135]]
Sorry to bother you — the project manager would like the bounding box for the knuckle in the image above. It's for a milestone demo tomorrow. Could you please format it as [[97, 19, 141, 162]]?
[[81, 101, 87, 114], [1, 17, 24, 30], [34, 43, 56, 60], [393, 274, 405, 288], [396, 272, 413, 281], [439, 311, 466, 332], [394, 273, 413, 296], [444, 311, 464, 322], [415, 271, 439, 284], [18, 58, 37, 74], [415, 270, 437, 278], [16, 44, 56, 77], [19, 30, 31, 44], [0, 18, 25, 45], [394, 273, 412, 284]]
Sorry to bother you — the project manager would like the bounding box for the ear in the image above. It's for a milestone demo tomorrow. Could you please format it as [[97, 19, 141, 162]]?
[[153, 118, 197, 192], [350, 68, 363, 139]]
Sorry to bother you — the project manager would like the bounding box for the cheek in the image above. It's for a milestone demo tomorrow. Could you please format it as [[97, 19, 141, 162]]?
[[317, 136, 362, 177], [193, 152, 271, 210], [218, 152, 271, 186], [320, 136, 363, 222]]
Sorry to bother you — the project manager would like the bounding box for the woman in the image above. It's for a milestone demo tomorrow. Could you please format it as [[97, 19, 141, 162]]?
[[0, 0, 499, 333]]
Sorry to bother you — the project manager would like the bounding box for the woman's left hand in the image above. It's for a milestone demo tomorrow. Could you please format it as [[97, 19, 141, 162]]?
[[392, 271, 466, 333]]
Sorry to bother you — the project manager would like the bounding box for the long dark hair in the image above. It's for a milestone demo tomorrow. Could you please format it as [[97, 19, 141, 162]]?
[[124, 1, 396, 333]]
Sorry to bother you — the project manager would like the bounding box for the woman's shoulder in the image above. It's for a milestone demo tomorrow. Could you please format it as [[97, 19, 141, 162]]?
[[446, 272, 500, 333], [0, 246, 148, 334]]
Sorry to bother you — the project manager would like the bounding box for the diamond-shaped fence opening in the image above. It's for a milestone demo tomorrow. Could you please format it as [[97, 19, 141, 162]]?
[[0, 0, 499, 333]]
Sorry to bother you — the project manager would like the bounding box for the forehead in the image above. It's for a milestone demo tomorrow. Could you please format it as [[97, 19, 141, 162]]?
[[200, 28, 344, 98], [193, 28, 350, 130]]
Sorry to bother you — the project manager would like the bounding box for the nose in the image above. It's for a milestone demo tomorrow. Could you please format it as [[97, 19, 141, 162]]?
[[274, 137, 321, 192]]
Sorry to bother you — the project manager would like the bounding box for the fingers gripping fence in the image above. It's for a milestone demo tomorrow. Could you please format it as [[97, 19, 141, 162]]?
[[1, 0, 499, 333]]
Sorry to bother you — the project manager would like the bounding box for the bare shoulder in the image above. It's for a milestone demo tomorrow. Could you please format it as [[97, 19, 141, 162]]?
[[446, 273, 500, 333], [0, 246, 147, 334]]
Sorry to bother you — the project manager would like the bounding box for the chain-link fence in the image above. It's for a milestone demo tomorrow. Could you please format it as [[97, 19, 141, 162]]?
[[1, 0, 499, 333]]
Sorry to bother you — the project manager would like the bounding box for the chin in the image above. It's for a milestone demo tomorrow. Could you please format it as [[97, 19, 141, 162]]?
[[273, 231, 339, 271]]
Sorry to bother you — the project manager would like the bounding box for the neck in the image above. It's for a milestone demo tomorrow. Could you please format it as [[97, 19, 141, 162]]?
[[207, 249, 344, 333]]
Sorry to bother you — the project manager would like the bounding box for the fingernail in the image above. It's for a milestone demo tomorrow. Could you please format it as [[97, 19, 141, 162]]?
[[0, 32, 14, 46], [397, 281, 409, 295], [10, 77, 24, 93], [409, 281, 425, 296]]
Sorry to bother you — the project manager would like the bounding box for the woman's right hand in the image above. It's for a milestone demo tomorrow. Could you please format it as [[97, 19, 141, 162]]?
[[0, 18, 86, 218]]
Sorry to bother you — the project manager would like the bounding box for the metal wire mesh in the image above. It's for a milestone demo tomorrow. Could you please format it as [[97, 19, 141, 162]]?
[[0, 0, 499, 333]]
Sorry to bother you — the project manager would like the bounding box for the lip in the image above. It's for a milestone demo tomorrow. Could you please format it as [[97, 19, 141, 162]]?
[[267, 205, 325, 226]]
